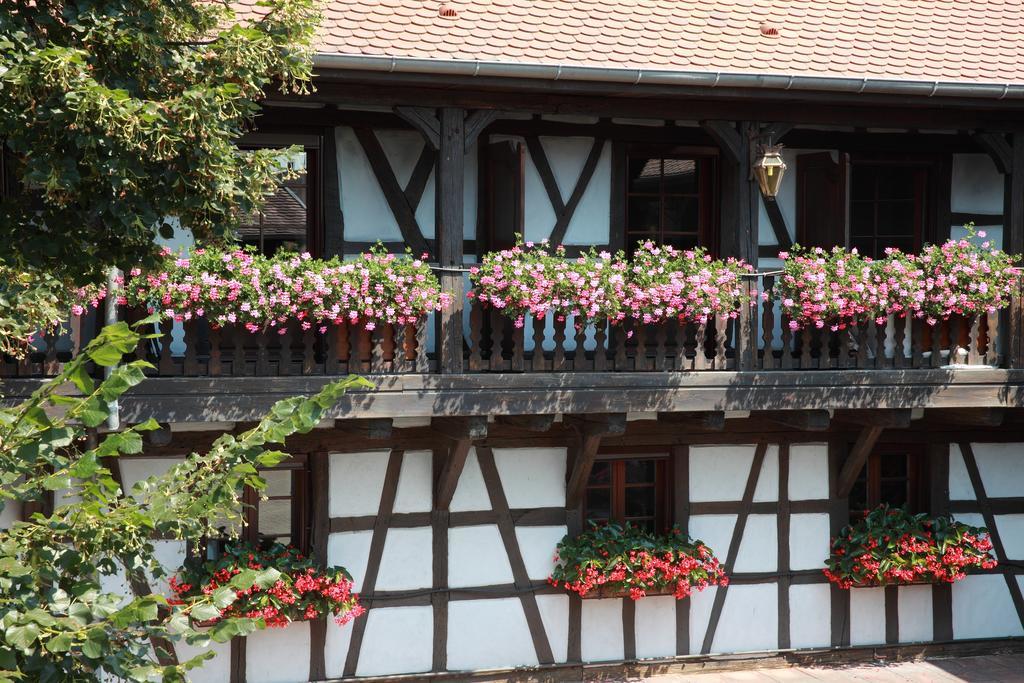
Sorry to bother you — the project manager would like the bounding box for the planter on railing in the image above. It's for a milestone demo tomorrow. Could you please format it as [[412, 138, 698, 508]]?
[[548, 523, 728, 601], [169, 542, 364, 629], [823, 506, 997, 589]]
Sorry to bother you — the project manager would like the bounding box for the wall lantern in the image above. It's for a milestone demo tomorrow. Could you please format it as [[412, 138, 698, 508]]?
[[753, 143, 787, 198]]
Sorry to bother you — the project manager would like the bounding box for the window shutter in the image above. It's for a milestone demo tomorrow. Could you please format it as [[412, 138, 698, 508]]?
[[796, 151, 847, 249], [486, 140, 524, 251]]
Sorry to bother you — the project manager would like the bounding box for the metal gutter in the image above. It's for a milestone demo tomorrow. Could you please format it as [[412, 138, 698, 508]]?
[[313, 53, 1024, 101]]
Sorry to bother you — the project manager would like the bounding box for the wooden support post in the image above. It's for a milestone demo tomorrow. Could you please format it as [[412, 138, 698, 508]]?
[[322, 123, 344, 257], [835, 409, 913, 429], [1005, 133, 1024, 368], [657, 410, 726, 431], [336, 418, 394, 440], [437, 107, 466, 374], [836, 425, 885, 497], [762, 409, 831, 431], [495, 414, 556, 432], [701, 120, 758, 266], [564, 414, 626, 509], [432, 416, 487, 510]]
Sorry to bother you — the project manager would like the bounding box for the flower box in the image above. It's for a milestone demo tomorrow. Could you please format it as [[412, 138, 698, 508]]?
[[823, 506, 997, 590], [548, 523, 729, 601]]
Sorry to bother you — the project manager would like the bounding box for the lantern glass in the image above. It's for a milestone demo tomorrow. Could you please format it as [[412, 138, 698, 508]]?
[[754, 146, 787, 198]]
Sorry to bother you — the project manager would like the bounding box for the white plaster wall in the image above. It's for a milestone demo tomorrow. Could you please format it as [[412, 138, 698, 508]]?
[[967, 443, 1024, 498], [493, 447, 567, 508], [323, 618, 354, 680], [119, 456, 184, 500], [996, 514, 1024, 560], [703, 583, 778, 654], [789, 444, 830, 500], [448, 524, 513, 588], [850, 586, 887, 646], [0, 501, 21, 530], [449, 448, 490, 512], [376, 527, 433, 591], [789, 513, 831, 571], [356, 605, 434, 677], [948, 444, 975, 501], [634, 595, 676, 659], [952, 574, 1024, 640], [687, 515, 735, 570], [448, 598, 538, 670], [536, 594, 570, 663], [581, 598, 624, 662], [898, 584, 933, 643], [246, 621, 310, 683], [789, 583, 831, 649], [328, 450, 389, 517], [515, 525, 567, 581], [522, 137, 610, 245], [688, 444, 778, 502], [393, 449, 433, 513], [327, 530, 372, 592], [951, 154, 1004, 249], [177, 633, 231, 683]]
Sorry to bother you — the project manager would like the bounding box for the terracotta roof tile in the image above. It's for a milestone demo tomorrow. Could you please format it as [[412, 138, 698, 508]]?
[[233, 0, 1024, 83]]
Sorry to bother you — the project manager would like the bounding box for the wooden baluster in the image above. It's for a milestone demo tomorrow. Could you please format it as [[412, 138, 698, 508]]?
[[468, 301, 483, 371], [874, 319, 888, 369], [911, 318, 924, 368], [530, 315, 546, 372], [893, 316, 907, 369], [183, 320, 200, 375], [948, 316, 964, 366], [209, 327, 222, 376], [682, 321, 696, 371], [414, 318, 429, 373], [325, 325, 340, 374], [573, 322, 588, 371], [799, 328, 812, 369], [371, 325, 386, 373], [761, 278, 775, 370], [714, 313, 728, 369], [278, 325, 293, 376], [694, 322, 708, 370], [851, 322, 866, 369], [43, 329, 59, 376], [489, 308, 505, 372], [968, 315, 982, 366], [227, 324, 243, 376], [593, 319, 608, 372], [511, 323, 525, 372], [780, 318, 793, 370], [614, 322, 628, 370], [70, 313, 84, 362], [158, 319, 176, 375], [348, 321, 364, 375], [737, 290, 753, 371], [837, 326, 850, 369], [634, 324, 648, 371], [986, 310, 1000, 366], [302, 328, 316, 374], [929, 319, 943, 368], [552, 316, 567, 371], [255, 329, 271, 375], [663, 319, 678, 371], [654, 323, 668, 372]]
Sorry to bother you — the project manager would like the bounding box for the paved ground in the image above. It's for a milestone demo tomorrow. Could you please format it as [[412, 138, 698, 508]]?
[[640, 653, 1024, 682]]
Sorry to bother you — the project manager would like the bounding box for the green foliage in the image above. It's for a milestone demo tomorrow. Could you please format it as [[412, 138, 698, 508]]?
[[0, 323, 371, 681], [0, 0, 320, 285]]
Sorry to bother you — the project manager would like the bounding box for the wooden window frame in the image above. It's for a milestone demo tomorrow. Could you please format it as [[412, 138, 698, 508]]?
[[848, 443, 930, 519], [239, 454, 313, 554], [584, 449, 673, 532], [623, 144, 719, 257], [848, 157, 930, 259]]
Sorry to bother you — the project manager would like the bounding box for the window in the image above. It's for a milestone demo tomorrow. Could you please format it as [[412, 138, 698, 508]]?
[[626, 151, 716, 254], [849, 164, 926, 259], [484, 139, 525, 253], [848, 444, 928, 520], [237, 144, 321, 257], [584, 457, 670, 532], [239, 457, 312, 553]]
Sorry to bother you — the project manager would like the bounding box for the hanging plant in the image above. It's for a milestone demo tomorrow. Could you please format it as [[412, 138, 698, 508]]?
[[169, 542, 364, 628], [823, 505, 997, 589], [548, 523, 728, 600]]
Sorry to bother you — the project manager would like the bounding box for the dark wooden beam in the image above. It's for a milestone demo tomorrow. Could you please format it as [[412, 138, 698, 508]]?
[[337, 418, 394, 440], [495, 414, 556, 432], [951, 211, 1003, 227], [702, 120, 758, 265], [761, 196, 793, 250], [927, 408, 1005, 427], [548, 137, 605, 245], [701, 120, 743, 162], [432, 417, 487, 511], [436, 107, 466, 374], [657, 411, 726, 431], [763, 410, 831, 432], [1005, 132, 1024, 368], [524, 136, 566, 215], [322, 123, 345, 257], [564, 414, 626, 509], [464, 109, 498, 151], [834, 409, 913, 429], [836, 425, 885, 497], [394, 106, 440, 150], [973, 132, 1013, 174], [404, 146, 437, 211], [431, 416, 488, 441]]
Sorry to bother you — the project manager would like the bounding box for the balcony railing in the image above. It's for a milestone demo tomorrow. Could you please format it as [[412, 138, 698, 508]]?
[[1, 278, 1007, 379]]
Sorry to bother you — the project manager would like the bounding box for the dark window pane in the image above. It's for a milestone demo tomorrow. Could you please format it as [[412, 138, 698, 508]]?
[[586, 488, 611, 521], [662, 158, 699, 194], [628, 519, 656, 532], [850, 201, 874, 237], [880, 481, 909, 507], [884, 237, 915, 254], [589, 461, 611, 485], [663, 196, 700, 233], [850, 237, 875, 256], [258, 500, 292, 536], [629, 157, 662, 193], [627, 196, 661, 232], [625, 459, 656, 484], [880, 454, 908, 479], [238, 150, 309, 257], [851, 170, 875, 200], [876, 167, 915, 200], [625, 487, 656, 518], [664, 233, 700, 251], [877, 201, 915, 237]]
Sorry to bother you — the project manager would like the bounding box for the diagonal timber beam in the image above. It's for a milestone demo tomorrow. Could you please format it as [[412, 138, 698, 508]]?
[[432, 417, 488, 511], [836, 425, 885, 498], [564, 414, 626, 509]]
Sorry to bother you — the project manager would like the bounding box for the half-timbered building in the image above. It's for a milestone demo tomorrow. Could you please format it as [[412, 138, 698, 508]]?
[[4, 1, 1024, 680]]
